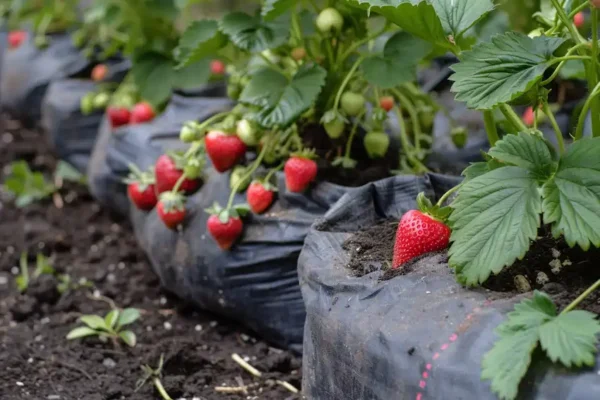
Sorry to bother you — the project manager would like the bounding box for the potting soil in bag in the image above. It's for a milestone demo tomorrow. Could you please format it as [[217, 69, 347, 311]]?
[[41, 59, 130, 172], [0, 32, 91, 126], [87, 85, 232, 216], [299, 174, 600, 400], [130, 169, 347, 352]]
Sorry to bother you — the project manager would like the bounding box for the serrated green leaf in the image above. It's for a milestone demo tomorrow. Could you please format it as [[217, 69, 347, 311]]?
[[239, 63, 327, 128], [66, 327, 99, 340], [219, 12, 289, 52], [488, 132, 556, 180], [449, 166, 541, 285], [558, 60, 586, 81], [450, 33, 565, 109], [362, 31, 431, 88], [176, 20, 227, 68], [117, 308, 141, 328], [105, 309, 119, 330], [482, 327, 539, 400], [499, 291, 556, 333], [80, 315, 108, 331], [542, 137, 600, 250], [539, 310, 600, 368], [262, 0, 296, 21], [173, 58, 211, 89], [432, 0, 494, 38], [119, 330, 137, 347], [132, 52, 174, 107], [351, 0, 455, 51]]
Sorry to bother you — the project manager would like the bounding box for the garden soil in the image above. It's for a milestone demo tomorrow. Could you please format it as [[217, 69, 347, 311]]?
[[0, 117, 302, 400]]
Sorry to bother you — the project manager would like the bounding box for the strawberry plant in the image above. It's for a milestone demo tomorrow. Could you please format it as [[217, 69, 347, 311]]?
[[356, 0, 600, 398], [66, 308, 140, 347]]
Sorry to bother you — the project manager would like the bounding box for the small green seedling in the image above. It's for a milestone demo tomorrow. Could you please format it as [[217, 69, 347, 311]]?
[[135, 354, 173, 400], [16, 252, 55, 292], [56, 274, 93, 294], [66, 308, 140, 347]]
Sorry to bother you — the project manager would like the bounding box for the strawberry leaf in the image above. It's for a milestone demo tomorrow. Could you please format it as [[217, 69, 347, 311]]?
[[431, 0, 494, 38], [542, 137, 600, 250], [175, 20, 228, 68], [105, 309, 119, 330], [349, 0, 456, 52], [239, 64, 327, 128], [482, 291, 555, 400], [132, 52, 174, 107], [80, 315, 108, 331], [262, 0, 296, 21], [117, 308, 141, 328], [119, 330, 137, 347], [362, 31, 432, 88], [219, 12, 289, 52], [449, 166, 542, 285], [450, 33, 565, 109], [66, 327, 99, 340], [539, 310, 600, 368], [488, 132, 557, 181]]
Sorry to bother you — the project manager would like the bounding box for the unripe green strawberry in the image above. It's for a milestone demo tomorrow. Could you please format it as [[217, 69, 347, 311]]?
[[363, 131, 389, 158], [180, 122, 200, 143], [236, 119, 260, 146], [93, 92, 110, 109], [341, 92, 365, 117], [324, 119, 345, 139], [184, 158, 203, 180], [451, 127, 468, 149], [230, 166, 251, 192], [228, 84, 241, 100], [80, 93, 95, 115], [418, 105, 435, 131], [316, 8, 344, 34]]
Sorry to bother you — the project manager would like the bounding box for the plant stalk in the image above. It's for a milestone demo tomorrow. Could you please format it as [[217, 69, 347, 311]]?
[[561, 279, 600, 314], [542, 103, 565, 153], [436, 184, 462, 207], [153, 378, 173, 400], [575, 81, 600, 139], [482, 110, 500, 146], [344, 111, 366, 159], [592, 7, 600, 137], [499, 104, 528, 133], [333, 56, 365, 110], [393, 89, 423, 154]]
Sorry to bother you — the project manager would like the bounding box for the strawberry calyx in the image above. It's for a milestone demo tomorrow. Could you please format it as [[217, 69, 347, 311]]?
[[290, 148, 317, 160], [158, 191, 186, 213], [205, 202, 250, 224], [252, 178, 278, 192], [416, 192, 452, 223], [123, 164, 155, 192]]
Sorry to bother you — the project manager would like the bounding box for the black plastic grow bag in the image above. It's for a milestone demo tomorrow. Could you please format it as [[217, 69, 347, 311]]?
[[41, 60, 130, 172], [87, 84, 231, 215], [298, 174, 600, 400], [0, 32, 91, 126]]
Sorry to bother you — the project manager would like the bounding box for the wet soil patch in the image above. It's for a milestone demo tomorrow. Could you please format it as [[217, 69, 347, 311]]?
[[342, 221, 600, 313], [0, 117, 302, 400]]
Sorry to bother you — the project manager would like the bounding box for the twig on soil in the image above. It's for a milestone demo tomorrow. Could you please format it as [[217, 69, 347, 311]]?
[[231, 353, 262, 377], [276, 380, 299, 394], [85, 292, 117, 310], [42, 356, 93, 381], [214, 386, 248, 394], [52, 192, 64, 209]]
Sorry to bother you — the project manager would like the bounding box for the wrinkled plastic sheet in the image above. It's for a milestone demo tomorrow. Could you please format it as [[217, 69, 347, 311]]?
[[87, 85, 231, 215], [130, 168, 347, 352], [41, 59, 130, 172], [299, 174, 600, 400], [0, 32, 90, 126]]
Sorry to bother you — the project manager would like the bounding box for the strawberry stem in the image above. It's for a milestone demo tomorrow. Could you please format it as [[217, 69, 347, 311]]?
[[333, 56, 365, 111], [561, 279, 600, 314], [171, 172, 188, 194], [392, 88, 423, 155], [265, 162, 285, 182], [436, 184, 462, 208], [343, 110, 365, 159], [225, 133, 274, 210]]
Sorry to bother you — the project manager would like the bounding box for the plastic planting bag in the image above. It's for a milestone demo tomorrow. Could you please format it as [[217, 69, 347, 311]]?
[[130, 170, 347, 352], [41, 59, 130, 172], [0, 32, 91, 126], [87, 85, 231, 215], [299, 175, 600, 400]]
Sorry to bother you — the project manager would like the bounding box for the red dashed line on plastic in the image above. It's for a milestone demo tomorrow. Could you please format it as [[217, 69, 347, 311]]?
[[415, 303, 490, 400]]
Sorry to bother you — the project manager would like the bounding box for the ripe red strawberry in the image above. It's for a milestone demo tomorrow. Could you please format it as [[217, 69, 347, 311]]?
[[522, 106, 535, 126], [205, 130, 247, 173], [107, 106, 131, 128], [8, 31, 26, 49], [211, 60, 226, 75], [380, 96, 394, 112], [157, 192, 186, 229], [155, 154, 200, 194], [392, 210, 451, 268], [284, 155, 317, 193], [128, 182, 157, 210], [207, 214, 243, 250], [574, 12, 585, 28], [124, 166, 157, 210], [130, 102, 155, 124], [247, 181, 275, 214], [91, 64, 108, 81]]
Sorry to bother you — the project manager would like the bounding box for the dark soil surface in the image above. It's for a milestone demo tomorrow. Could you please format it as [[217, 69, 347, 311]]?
[[0, 117, 302, 400], [343, 220, 600, 313]]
